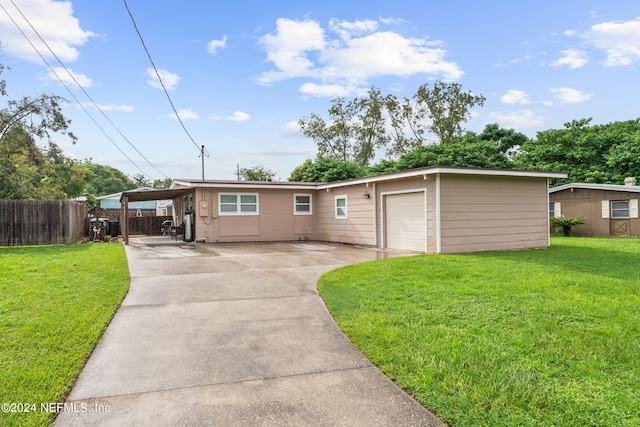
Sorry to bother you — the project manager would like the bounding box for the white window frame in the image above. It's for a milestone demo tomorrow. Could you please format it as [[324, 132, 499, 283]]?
[[293, 193, 313, 215], [611, 200, 631, 218], [218, 193, 259, 216], [335, 195, 347, 219]]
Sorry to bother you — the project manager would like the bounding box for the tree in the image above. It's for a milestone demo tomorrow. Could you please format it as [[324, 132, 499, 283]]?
[[513, 118, 640, 185], [131, 173, 151, 188], [239, 165, 276, 181], [414, 81, 486, 144], [288, 157, 364, 182], [152, 178, 173, 189], [83, 163, 137, 196], [299, 82, 486, 165], [0, 57, 85, 199]]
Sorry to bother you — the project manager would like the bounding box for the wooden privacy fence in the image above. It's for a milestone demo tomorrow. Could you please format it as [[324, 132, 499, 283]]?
[[0, 200, 87, 246], [84, 216, 171, 237]]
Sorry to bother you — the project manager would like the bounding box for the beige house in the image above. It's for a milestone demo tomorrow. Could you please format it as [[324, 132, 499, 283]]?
[[549, 178, 640, 237], [164, 166, 565, 254]]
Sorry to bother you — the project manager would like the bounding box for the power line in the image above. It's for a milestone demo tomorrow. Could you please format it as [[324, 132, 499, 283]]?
[[123, 0, 202, 152], [5, 0, 169, 180]]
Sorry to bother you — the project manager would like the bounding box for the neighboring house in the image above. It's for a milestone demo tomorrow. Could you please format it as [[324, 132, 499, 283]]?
[[97, 187, 171, 218], [160, 166, 565, 254], [549, 178, 640, 237]]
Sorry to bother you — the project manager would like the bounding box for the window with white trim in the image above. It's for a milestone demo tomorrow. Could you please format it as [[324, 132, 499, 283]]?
[[611, 200, 630, 218], [294, 194, 312, 215], [335, 195, 347, 219], [218, 193, 259, 215]]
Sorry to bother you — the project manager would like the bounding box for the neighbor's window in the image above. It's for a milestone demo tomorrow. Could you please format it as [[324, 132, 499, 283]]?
[[549, 203, 555, 218], [335, 195, 347, 219], [294, 194, 312, 215], [611, 200, 630, 218], [219, 193, 259, 215]]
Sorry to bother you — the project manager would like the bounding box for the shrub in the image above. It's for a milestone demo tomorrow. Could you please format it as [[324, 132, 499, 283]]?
[[550, 215, 586, 236]]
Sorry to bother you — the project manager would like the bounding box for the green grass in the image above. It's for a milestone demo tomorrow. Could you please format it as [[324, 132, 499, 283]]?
[[318, 237, 640, 426], [0, 243, 130, 427]]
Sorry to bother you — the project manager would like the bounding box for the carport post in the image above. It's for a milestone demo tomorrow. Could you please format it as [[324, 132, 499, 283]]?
[[121, 195, 129, 245]]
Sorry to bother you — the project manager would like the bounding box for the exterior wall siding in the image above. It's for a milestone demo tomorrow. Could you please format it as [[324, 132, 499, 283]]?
[[549, 188, 640, 236], [314, 184, 376, 246], [439, 174, 549, 254], [193, 188, 315, 242]]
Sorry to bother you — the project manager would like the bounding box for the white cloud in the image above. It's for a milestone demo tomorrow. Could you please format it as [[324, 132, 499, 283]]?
[[0, 0, 94, 63], [210, 111, 250, 122], [147, 68, 181, 90], [257, 17, 462, 96], [168, 109, 199, 120], [207, 35, 227, 54], [489, 110, 546, 129], [281, 121, 301, 136], [299, 82, 363, 97], [44, 67, 93, 87], [582, 17, 640, 66], [88, 103, 134, 112], [549, 87, 593, 103], [551, 49, 588, 69], [500, 90, 531, 105]]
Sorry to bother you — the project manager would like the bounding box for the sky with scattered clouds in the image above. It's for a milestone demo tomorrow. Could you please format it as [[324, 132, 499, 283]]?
[[0, 0, 639, 181]]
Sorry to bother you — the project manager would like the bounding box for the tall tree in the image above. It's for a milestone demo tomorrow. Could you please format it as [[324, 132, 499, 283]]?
[[414, 81, 486, 144], [83, 163, 137, 196]]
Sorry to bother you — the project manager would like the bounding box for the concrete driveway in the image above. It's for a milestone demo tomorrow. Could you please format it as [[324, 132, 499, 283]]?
[[56, 237, 445, 426]]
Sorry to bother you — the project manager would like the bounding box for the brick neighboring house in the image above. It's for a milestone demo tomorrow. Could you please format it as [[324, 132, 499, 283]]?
[[549, 178, 640, 237]]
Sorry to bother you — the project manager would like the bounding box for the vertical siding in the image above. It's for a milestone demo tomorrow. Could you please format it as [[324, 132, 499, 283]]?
[[549, 188, 640, 236], [439, 175, 549, 253], [315, 184, 375, 245]]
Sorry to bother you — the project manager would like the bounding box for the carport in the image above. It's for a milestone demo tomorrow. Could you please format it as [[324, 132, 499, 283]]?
[[120, 187, 194, 245]]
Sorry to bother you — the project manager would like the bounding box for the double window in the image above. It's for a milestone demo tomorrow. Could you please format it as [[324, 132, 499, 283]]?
[[294, 194, 312, 215], [219, 193, 259, 215]]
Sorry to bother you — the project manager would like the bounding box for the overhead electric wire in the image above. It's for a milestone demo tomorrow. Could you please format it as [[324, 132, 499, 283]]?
[[5, 0, 169, 180], [123, 0, 202, 152]]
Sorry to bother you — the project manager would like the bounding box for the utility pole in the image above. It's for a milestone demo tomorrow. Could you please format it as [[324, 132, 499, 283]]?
[[200, 145, 209, 181]]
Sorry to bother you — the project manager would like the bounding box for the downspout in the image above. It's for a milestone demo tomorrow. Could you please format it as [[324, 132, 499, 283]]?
[[435, 173, 441, 254], [372, 182, 377, 248], [547, 178, 551, 247]]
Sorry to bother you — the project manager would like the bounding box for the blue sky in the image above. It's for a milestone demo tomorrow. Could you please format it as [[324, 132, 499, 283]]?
[[1, 0, 639, 181]]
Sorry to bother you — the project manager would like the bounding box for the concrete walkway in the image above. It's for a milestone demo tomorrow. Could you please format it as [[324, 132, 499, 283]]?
[[56, 237, 445, 426]]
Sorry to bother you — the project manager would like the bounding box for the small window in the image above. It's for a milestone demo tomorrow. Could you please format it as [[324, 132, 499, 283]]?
[[611, 201, 630, 218], [335, 195, 347, 219], [219, 193, 259, 215], [294, 194, 312, 215], [549, 203, 555, 218]]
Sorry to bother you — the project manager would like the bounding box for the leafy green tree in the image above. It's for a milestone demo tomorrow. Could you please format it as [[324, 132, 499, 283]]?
[[415, 81, 486, 145], [514, 118, 640, 185], [152, 178, 173, 189], [479, 123, 529, 157], [288, 159, 313, 182], [239, 165, 276, 181], [289, 157, 364, 182], [0, 58, 86, 199], [83, 163, 137, 196], [131, 173, 151, 188]]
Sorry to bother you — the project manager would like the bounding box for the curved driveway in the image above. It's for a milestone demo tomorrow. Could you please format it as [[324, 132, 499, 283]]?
[[56, 237, 445, 426]]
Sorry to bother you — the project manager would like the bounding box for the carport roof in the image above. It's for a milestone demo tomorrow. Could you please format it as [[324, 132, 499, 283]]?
[[120, 187, 194, 203]]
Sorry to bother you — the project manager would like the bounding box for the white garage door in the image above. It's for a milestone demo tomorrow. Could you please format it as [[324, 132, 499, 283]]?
[[385, 192, 425, 251]]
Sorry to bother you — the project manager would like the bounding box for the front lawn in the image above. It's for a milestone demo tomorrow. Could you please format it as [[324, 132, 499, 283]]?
[[319, 237, 640, 426], [0, 243, 130, 427]]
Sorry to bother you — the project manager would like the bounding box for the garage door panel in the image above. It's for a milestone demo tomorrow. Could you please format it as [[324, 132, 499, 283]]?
[[385, 192, 425, 251]]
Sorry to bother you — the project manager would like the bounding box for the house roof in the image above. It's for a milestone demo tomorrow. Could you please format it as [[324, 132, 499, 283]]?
[[549, 182, 640, 193], [97, 187, 154, 200], [172, 166, 567, 191], [120, 187, 194, 203]]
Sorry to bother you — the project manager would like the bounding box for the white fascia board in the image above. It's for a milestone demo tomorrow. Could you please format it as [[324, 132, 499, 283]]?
[[316, 167, 567, 190], [171, 180, 317, 190], [549, 183, 640, 193]]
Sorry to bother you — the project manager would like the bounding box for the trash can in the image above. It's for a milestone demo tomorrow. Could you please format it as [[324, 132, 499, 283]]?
[[108, 220, 120, 236]]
